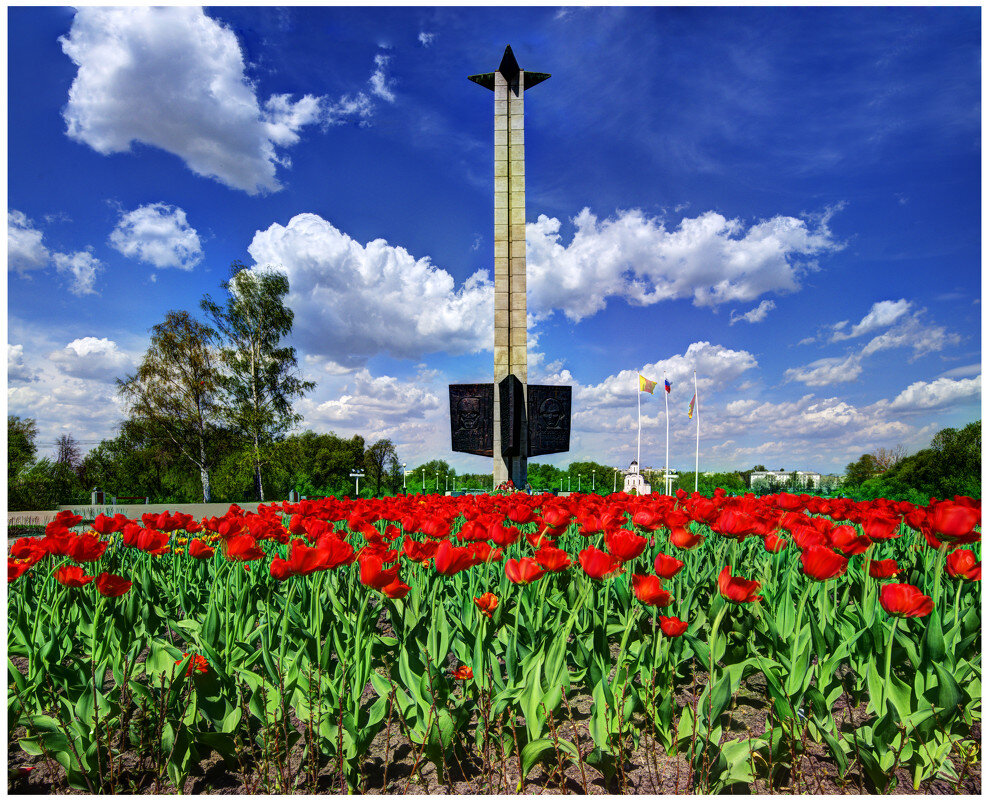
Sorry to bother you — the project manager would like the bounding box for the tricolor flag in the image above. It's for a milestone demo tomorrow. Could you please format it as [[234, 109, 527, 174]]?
[[688, 393, 696, 419], [664, 379, 672, 394], [639, 374, 657, 394]]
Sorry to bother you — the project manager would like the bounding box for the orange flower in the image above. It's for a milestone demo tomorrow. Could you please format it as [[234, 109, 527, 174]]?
[[175, 653, 209, 676], [452, 665, 473, 681], [474, 592, 499, 619]]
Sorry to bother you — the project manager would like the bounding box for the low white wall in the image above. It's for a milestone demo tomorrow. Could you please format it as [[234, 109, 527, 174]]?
[[7, 501, 274, 528]]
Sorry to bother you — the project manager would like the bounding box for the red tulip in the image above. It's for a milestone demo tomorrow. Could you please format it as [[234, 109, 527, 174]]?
[[631, 574, 672, 607], [946, 549, 981, 581], [505, 557, 546, 585], [269, 557, 293, 581], [474, 592, 499, 619], [800, 546, 848, 581], [829, 525, 871, 556], [380, 577, 411, 599], [314, 535, 356, 569], [718, 565, 762, 604], [433, 540, 475, 576], [54, 565, 95, 587], [929, 501, 980, 540], [653, 552, 684, 579], [541, 506, 572, 529], [95, 572, 132, 597], [867, 559, 901, 579], [631, 509, 663, 531], [534, 545, 571, 572], [92, 513, 122, 535], [763, 533, 788, 553], [359, 554, 400, 590], [659, 616, 689, 637], [604, 529, 647, 562], [669, 526, 705, 550], [402, 538, 438, 562], [225, 533, 265, 562], [8, 558, 32, 583], [67, 532, 109, 563], [188, 539, 214, 559], [879, 583, 933, 618], [862, 514, 901, 541], [578, 546, 623, 580], [134, 528, 171, 555]]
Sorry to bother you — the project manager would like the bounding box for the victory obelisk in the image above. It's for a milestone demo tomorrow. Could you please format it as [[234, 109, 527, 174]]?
[[449, 46, 570, 489]]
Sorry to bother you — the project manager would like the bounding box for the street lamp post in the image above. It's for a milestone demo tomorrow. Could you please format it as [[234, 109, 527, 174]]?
[[614, 468, 619, 493], [445, 475, 449, 492], [435, 471, 439, 492], [421, 469, 425, 494], [592, 470, 595, 492], [402, 463, 407, 490], [349, 470, 365, 497], [577, 475, 581, 492]]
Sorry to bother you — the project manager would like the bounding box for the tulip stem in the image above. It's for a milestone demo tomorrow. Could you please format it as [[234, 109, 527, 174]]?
[[880, 616, 899, 716], [951, 578, 963, 633]]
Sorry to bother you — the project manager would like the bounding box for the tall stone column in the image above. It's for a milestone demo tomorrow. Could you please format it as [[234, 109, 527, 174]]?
[[470, 46, 549, 488]]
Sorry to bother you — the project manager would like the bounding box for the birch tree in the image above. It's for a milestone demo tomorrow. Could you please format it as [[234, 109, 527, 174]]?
[[118, 311, 222, 502], [202, 264, 314, 501]]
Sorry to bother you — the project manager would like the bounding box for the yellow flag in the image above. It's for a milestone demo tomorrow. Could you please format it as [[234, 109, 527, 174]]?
[[639, 374, 657, 394]]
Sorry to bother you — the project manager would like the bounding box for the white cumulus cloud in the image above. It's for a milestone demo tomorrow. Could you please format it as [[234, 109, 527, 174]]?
[[730, 299, 776, 325], [8, 211, 50, 274], [246, 213, 493, 365], [369, 54, 396, 102], [59, 7, 325, 194], [417, 32, 435, 47], [7, 344, 36, 383], [832, 298, 911, 341], [52, 250, 102, 296], [526, 208, 841, 321], [784, 354, 863, 387], [48, 337, 136, 383], [888, 376, 981, 411], [109, 203, 203, 270]]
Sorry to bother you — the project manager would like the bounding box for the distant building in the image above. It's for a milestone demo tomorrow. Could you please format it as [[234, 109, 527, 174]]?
[[750, 470, 822, 490], [623, 460, 651, 494]]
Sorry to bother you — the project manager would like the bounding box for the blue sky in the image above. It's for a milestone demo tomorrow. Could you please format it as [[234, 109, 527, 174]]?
[[7, 6, 982, 476]]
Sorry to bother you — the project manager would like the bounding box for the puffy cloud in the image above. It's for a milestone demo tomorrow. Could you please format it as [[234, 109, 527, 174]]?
[[302, 369, 440, 427], [263, 94, 323, 148], [784, 354, 863, 387], [59, 7, 325, 194], [575, 341, 758, 412], [938, 363, 981, 379], [246, 213, 493, 365], [52, 250, 101, 296], [47, 337, 136, 383], [832, 298, 911, 341], [730, 299, 776, 325], [8, 344, 36, 383], [8, 210, 50, 274], [888, 376, 981, 411], [526, 207, 841, 321], [108, 203, 203, 270], [860, 313, 960, 360], [369, 54, 396, 102], [418, 32, 436, 47]]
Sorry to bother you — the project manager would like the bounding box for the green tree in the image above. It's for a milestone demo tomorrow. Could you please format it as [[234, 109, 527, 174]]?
[[119, 310, 223, 502], [364, 439, 400, 497], [408, 460, 453, 494], [8, 415, 38, 481], [202, 265, 315, 502], [843, 453, 879, 488]]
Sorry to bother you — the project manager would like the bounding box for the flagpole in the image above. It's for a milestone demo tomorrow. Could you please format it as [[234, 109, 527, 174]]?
[[694, 370, 699, 493], [637, 375, 641, 466], [664, 372, 670, 495]]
